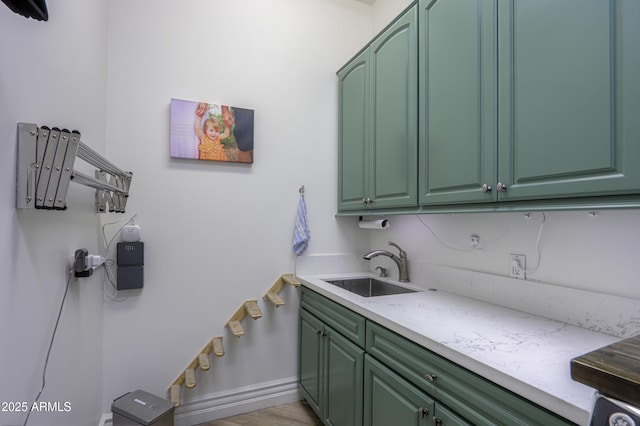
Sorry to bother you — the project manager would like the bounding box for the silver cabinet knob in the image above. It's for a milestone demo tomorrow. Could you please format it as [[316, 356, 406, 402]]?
[[497, 182, 507, 192], [423, 373, 438, 382], [482, 184, 492, 193]]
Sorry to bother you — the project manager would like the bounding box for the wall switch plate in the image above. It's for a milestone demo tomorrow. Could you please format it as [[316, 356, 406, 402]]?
[[510, 254, 526, 279]]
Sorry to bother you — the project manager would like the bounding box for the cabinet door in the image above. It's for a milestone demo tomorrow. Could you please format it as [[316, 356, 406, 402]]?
[[299, 309, 324, 417], [419, 0, 498, 205], [369, 6, 418, 209], [497, 0, 640, 201], [338, 49, 369, 211], [433, 404, 473, 426], [324, 328, 364, 426], [364, 355, 433, 426]]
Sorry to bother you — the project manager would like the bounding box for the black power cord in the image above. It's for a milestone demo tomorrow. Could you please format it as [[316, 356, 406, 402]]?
[[23, 268, 73, 426]]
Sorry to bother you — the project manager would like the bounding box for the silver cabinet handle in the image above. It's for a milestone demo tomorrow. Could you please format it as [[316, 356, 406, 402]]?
[[497, 182, 507, 192], [419, 407, 429, 419], [423, 373, 437, 382], [482, 184, 492, 193]]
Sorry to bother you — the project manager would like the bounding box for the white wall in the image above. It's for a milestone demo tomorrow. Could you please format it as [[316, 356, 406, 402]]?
[[5, 0, 635, 424], [369, 210, 640, 298], [103, 0, 371, 420], [365, 209, 640, 338], [372, 0, 413, 31], [0, 1, 108, 425]]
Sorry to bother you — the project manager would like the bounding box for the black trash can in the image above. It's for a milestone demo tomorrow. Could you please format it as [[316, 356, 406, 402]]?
[[111, 390, 174, 426]]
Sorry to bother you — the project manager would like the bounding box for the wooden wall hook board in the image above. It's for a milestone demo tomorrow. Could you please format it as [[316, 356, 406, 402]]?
[[263, 273, 300, 307], [213, 336, 224, 357], [185, 368, 196, 388], [169, 384, 181, 407]]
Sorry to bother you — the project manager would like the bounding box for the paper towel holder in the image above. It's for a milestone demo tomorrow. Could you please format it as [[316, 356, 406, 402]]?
[[358, 216, 390, 230]]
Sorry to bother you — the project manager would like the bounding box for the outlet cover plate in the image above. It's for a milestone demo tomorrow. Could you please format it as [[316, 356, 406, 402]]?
[[510, 254, 526, 279]]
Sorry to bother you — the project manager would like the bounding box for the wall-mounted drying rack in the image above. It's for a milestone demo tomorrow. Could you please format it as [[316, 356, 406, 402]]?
[[16, 122, 133, 213]]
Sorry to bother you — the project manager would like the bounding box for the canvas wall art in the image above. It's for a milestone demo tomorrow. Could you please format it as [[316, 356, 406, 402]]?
[[170, 98, 254, 164]]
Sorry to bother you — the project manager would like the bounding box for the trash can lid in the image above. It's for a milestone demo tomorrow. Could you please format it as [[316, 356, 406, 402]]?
[[111, 390, 174, 425]]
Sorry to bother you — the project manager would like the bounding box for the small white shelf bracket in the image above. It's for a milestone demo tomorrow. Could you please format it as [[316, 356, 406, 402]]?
[[16, 122, 133, 213]]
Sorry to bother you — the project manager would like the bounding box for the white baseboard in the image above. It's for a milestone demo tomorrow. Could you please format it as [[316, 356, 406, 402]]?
[[99, 376, 302, 426]]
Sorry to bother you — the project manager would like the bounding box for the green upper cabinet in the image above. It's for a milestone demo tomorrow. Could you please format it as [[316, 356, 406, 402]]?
[[338, 49, 369, 211], [420, 0, 640, 206], [338, 4, 418, 212], [497, 0, 640, 201], [418, 0, 498, 205], [342, 0, 639, 212]]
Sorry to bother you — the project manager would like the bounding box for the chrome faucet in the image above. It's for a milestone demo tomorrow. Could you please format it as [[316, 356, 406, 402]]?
[[363, 241, 409, 282]]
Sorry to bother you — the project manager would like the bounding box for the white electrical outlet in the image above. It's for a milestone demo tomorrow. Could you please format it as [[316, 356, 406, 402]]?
[[510, 254, 526, 279], [469, 234, 480, 249]]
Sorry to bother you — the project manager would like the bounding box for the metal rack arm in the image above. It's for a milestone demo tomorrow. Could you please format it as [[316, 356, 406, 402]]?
[[71, 171, 129, 195], [16, 122, 133, 213]]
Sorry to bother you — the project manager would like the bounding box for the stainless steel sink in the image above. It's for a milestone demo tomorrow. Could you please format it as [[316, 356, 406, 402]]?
[[323, 277, 417, 297]]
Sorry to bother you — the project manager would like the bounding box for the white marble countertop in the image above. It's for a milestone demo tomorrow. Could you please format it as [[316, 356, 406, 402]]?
[[298, 272, 621, 426]]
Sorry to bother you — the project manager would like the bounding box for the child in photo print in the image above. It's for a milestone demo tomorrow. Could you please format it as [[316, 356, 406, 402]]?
[[170, 98, 254, 163]]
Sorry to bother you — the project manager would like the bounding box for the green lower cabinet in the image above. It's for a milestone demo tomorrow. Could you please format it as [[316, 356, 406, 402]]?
[[434, 404, 474, 426], [365, 355, 434, 426], [364, 355, 471, 426], [325, 328, 364, 426], [299, 307, 364, 426], [366, 321, 575, 426], [299, 308, 324, 415], [301, 290, 575, 426]]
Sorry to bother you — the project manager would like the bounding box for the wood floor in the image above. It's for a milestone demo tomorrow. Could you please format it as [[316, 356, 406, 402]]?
[[195, 400, 323, 426]]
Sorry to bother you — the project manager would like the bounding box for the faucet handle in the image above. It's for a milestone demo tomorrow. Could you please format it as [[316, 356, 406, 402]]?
[[388, 241, 406, 258], [376, 266, 388, 277]]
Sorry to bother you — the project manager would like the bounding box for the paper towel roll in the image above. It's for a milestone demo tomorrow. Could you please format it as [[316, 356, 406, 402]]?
[[358, 219, 390, 230]]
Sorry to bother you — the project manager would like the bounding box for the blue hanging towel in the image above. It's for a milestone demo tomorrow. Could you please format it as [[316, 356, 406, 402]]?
[[293, 193, 310, 256]]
